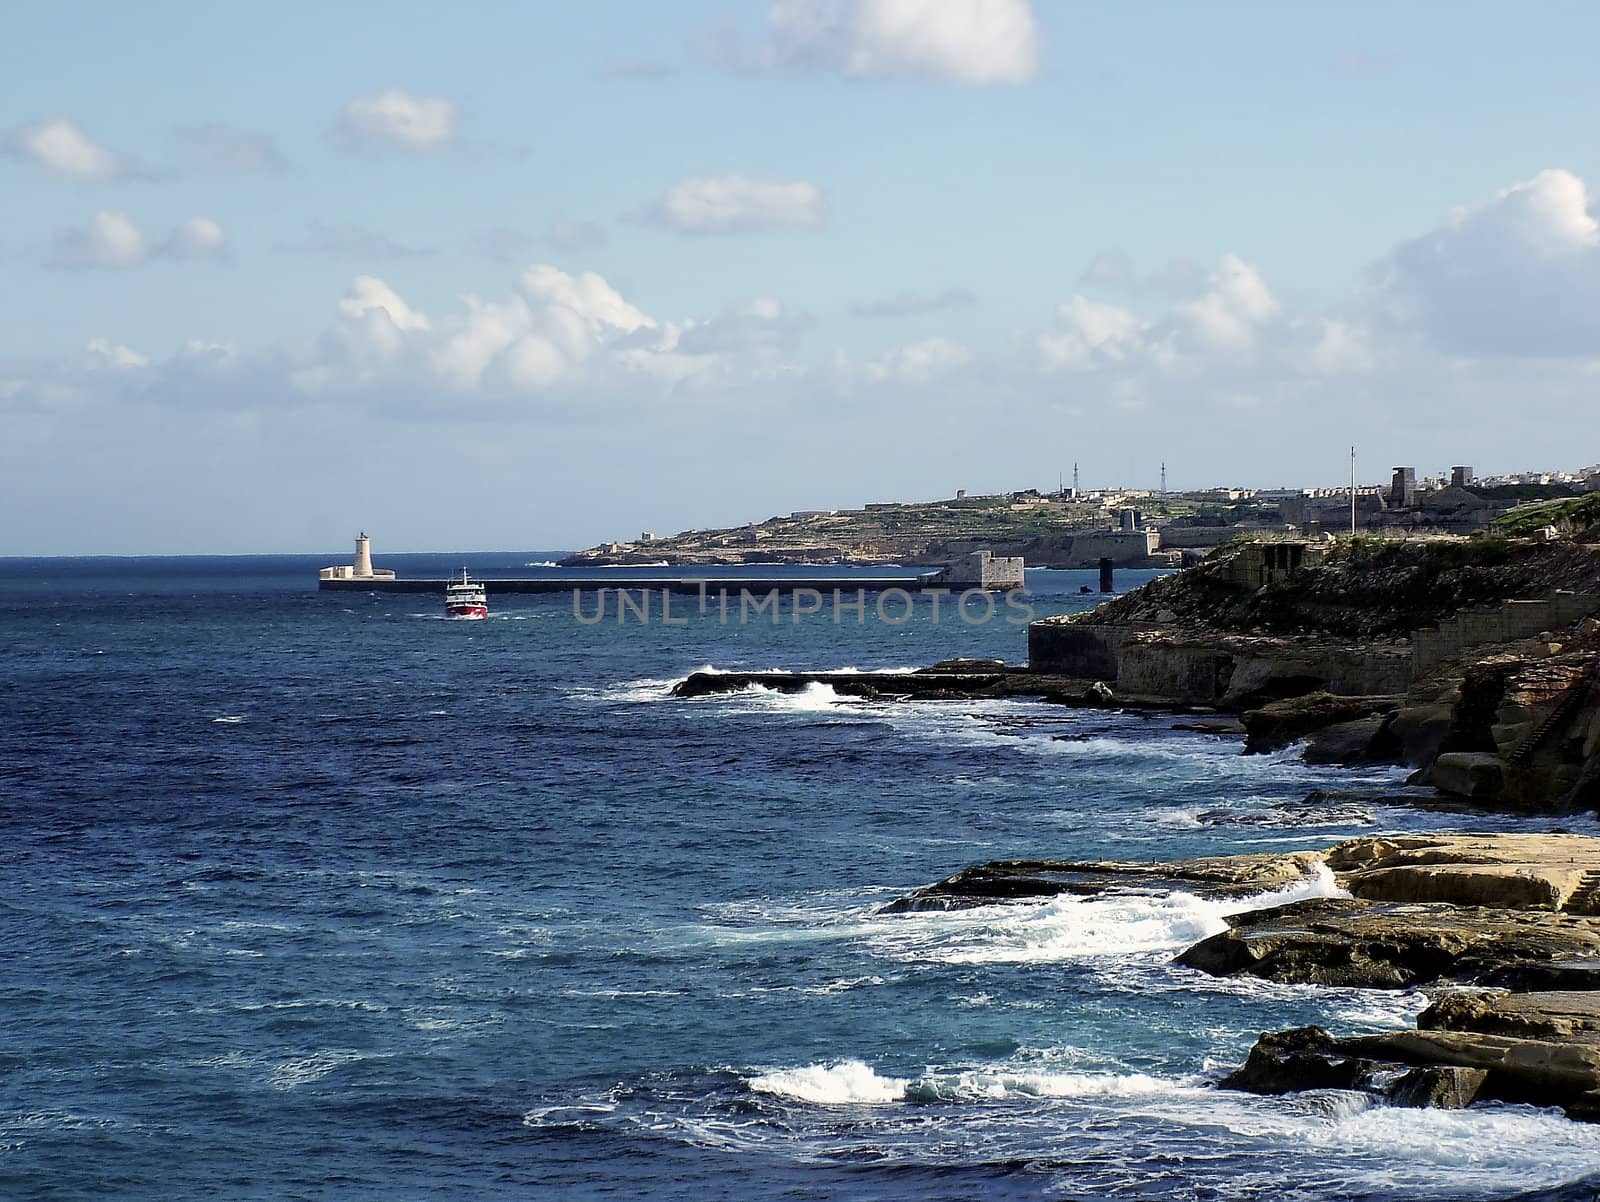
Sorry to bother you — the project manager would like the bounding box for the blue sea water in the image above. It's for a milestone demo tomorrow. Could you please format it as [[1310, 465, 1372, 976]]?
[[5, 554, 1600, 1201]]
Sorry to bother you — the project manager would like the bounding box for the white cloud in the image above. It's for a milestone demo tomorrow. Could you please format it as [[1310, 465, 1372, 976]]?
[[159, 216, 228, 260], [1038, 297, 1147, 370], [1373, 168, 1600, 356], [336, 90, 459, 151], [85, 338, 148, 370], [1176, 254, 1279, 354], [50, 211, 149, 269], [51, 212, 229, 269], [7, 117, 132, 181], [176, 124, 287, 172], [633, 175, 827, 234], [765, 0, 1038, 83], [865, 336, 972, 380], [1304, 319, 1374, 376]]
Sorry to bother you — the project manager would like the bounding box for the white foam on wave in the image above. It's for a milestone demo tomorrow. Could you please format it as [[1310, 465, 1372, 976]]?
[[749, 1060, 908, 1104], [748, 1059, 1189, 1107], [739, 682, 846, 712], [211, 715, 245, 724], [873, 864, 1347, 966]]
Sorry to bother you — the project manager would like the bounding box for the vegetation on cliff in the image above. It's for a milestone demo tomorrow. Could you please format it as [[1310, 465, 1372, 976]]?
[[1086, 535, 1600, 639]]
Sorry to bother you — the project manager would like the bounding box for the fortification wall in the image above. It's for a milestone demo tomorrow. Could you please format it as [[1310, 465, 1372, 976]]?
[[1414, 593, 1600, 676]]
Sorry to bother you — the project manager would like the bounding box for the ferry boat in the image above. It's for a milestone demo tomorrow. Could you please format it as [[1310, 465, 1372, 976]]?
[[444, 568, 489, 620]]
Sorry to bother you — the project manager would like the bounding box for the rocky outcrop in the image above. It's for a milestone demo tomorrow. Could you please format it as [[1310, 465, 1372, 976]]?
[[1176, 898, 1600, 988], [1218, 1025, 1489, 1109], [1178, 835, 1600, 988], [1390, 633, 1600, 811], [1325, 833, 1600, 911], [670, 666, 1093, 702], [1239, 692, 1402, 757], [1226, 992, 1600, 1121], [879, 851, 1323, 913]]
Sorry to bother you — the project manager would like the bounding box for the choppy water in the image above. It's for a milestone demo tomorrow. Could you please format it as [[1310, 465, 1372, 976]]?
[[5, 554, 1600, 1200]]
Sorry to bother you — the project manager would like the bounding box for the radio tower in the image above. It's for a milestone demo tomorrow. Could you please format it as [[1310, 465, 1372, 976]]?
[[1073, 462, 1080, 495], [1349, 446, 1357, 536]]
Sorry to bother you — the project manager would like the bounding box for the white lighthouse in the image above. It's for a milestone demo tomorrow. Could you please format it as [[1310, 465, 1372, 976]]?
[[319, 531, 396, 581]]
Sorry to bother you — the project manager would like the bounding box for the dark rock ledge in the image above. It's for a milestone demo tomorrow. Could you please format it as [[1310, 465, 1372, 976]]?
[[884, 832, 1600, 1120]]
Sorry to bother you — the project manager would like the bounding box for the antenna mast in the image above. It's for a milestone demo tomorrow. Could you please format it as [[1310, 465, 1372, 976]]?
[[1349, 446, 1357, 536]]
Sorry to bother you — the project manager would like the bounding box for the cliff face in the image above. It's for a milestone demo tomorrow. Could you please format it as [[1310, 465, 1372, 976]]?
[[1070, 536, 1600, 640], [1027, 536, 1600, 812]]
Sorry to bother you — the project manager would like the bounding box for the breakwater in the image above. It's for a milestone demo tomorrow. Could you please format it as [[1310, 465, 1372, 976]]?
[[317, 573, 942, 595]]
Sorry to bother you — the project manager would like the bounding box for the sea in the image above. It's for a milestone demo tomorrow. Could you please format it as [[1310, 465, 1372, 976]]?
[[5, 553, 1600, 1202]]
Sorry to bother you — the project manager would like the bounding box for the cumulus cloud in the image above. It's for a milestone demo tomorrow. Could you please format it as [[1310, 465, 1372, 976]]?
[[1176, 254, 1279, 354], [1373, 168, 1600, 356], [50, 212, 227, 269], [631, 176, 827, 234], [760, 0, 1038, 83], [7, 117, 136, 181], [293, 266, 666, 399], [864, 336, 972, 380], [49, 211, 149, 269], [335, 90, 459, 151], [85, 337, 149, 370], [1303, 319, 1375, 376], [1038, 297, 1149, 370], [158, 217, 228, 261], [176, 124, 287, 172]]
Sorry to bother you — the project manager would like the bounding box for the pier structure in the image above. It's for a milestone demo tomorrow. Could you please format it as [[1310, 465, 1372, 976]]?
[[315, 537, 1029, 595]]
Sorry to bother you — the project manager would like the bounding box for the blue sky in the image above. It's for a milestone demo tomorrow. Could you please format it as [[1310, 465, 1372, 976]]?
[[5, 0, 1600, 554]]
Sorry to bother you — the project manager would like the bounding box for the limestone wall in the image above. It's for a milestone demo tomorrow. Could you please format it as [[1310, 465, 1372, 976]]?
[[1414, 593, 1600, 676], [1027, 620, 1146, 679], [1028, 618, 1413, 703]]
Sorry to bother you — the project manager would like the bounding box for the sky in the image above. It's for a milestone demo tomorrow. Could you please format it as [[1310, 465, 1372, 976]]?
[[4, 0, 1600, 554]]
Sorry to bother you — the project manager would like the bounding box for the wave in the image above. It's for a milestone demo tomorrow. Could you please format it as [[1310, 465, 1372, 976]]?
[[749, 1060, 909, 1105], [870, 864, 1347, 966], [748, 1059, 1194, 1107], [737, 682, 846, 712]]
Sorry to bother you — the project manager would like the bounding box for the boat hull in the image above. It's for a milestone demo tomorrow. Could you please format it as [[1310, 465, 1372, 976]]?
[[445, 605, 489, 620]]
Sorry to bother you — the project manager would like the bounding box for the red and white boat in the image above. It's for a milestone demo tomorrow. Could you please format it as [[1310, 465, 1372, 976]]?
[[445, 568, 489, 620]]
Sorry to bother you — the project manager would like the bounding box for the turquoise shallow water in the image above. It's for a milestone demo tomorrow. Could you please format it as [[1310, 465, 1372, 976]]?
[[4, 555, 1600, 1201]]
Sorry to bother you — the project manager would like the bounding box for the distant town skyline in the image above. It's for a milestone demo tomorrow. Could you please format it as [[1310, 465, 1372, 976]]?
[[5, 1, 1600, 554]]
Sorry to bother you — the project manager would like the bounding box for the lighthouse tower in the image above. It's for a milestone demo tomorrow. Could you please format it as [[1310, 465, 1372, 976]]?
[[319, 532, 396, 582]]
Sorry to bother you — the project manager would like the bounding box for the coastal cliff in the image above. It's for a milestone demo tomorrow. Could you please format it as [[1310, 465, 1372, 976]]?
[[1028, 536, 1600, 812]]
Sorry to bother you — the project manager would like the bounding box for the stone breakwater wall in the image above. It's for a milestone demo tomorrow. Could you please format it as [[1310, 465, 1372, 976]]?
[[1413, 593, 1600, 676]]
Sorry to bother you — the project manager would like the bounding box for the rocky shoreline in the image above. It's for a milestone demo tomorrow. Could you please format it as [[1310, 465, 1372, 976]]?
[[670, 536, 1600, 1127], [881, 833, 1600, 1121]]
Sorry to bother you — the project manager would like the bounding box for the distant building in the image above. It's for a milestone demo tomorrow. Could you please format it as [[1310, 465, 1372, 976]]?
[[928, 551, 1025, 590], [1451, 466, 1474, 488], [1389, 467, 1417, 510], [319, 532, 398, 582]]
